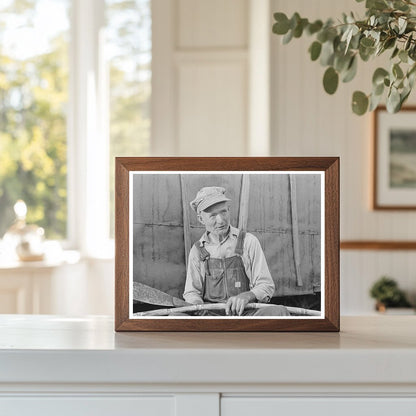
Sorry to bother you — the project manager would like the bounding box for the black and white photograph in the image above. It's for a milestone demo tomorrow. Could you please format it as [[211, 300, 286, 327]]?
[[129, 172, 324, 319]]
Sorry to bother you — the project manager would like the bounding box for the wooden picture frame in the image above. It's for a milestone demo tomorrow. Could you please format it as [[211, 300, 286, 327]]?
[[373, 106, 416, 210], [115, 157, 339, 332]]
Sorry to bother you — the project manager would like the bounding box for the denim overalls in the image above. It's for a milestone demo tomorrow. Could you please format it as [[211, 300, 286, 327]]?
[[193, 231, 250, 303]]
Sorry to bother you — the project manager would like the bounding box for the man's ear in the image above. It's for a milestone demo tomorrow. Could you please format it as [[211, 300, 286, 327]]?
[[197, 213, 204, 225]]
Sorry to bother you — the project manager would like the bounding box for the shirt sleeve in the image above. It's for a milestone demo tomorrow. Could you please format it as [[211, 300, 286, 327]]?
[[244, 233, 275, 303], [183, 245, 205, 304]]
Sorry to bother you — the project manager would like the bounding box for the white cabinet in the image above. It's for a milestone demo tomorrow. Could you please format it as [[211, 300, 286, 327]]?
[[1, 397, 175, 416], [0, 316, 416, 415], [0, 261, 84, 314], [0, 255, 114, 315], [222, 398, 416, 416]]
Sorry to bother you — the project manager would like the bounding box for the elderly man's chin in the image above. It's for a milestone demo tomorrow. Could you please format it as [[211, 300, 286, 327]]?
[[213, 225, 230, 239]]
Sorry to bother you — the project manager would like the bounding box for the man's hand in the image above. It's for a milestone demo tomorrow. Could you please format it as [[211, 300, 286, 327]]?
[[190, 298, 207, 316], [225, 291, 256, 316]]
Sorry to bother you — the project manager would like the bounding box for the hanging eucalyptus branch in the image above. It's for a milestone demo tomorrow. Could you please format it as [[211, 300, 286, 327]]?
[[272, 0, 416, 115]]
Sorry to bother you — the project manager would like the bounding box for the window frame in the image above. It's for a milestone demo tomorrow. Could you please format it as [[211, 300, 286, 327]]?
[[67, 0, 111, 257]]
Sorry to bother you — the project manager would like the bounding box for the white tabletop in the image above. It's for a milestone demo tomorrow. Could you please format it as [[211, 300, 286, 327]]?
[[0, 315, 415, 385]]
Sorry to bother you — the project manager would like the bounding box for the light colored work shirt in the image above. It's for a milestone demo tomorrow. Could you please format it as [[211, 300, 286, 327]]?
[[183, 226, 275, 304]]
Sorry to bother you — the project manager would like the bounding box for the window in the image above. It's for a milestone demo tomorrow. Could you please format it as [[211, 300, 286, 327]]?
[[0, 0, 151, 252], [0, 0, 70, 239], [106, 0, 151, 237]]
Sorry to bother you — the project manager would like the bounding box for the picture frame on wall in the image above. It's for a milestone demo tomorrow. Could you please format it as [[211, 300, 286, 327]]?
[[115, 157, 339, 332], [374, 106, 416, 210]]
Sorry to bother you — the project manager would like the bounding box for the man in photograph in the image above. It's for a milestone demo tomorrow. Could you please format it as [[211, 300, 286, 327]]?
[[183, 186, 289, 316]]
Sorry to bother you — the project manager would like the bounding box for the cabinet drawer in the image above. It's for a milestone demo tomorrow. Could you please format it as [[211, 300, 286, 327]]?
[[1, 396, 174, 416], [222, 397, 416, 416]]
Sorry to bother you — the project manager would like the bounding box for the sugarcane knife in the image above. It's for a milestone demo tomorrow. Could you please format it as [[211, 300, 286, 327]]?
[[133, 281, 190, 307]]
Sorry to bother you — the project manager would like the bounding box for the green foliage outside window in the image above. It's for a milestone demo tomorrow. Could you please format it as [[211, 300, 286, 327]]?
[[0, 1, 69, 238], [107, 0, 151, 237], [0, 0, 151, 240]]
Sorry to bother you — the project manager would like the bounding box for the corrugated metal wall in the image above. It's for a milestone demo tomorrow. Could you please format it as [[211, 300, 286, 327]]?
[[133, 173, 321, 300]]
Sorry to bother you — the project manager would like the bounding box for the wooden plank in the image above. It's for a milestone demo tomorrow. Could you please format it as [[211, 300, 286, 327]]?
[[289, 175, 303, 287], [238, 174, 250, 230], [180, 175, 192, 269]]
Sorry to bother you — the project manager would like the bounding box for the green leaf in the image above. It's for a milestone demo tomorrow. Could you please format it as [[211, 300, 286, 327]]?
[[398, 17, 407, 34], [391, 47, 399, 59], [393, 63, 404, 79], [386, 87, 401, 112], [405, 34, 413, 51], [408, 72, 416, 89], [407, 63, 416, 81], [369, 92, 383, 111], [393, 0, 409, 11], [342, 25, 359, 53], [383, 37, 396, 50], [359, 44, 375, 61], [282, 29, 293, 44], [293, 18, 309, 38], [399, 49, 408, 63], [374, 82, 385, 96], [307, 20, 323, 35], [290, 12, 301, 30], [333, 35, 341, 51], [273, 13, 290, 35], [408, 63, 416, 78], [342, 56, 358, 83], [360, 37, 375, 48], [352, 91, 369, 115], [350, 32, 361, 49], [366, 0, 388, 10], [400, 87, 411, 106], [317, 30, 327, 43], [320, 40, 335, 66], [372, 68, 389, 86], [409, 45, 416, 61], [309, 41, 322, 61], [334, 52, 347, 72], [323, 67, 339, 94]]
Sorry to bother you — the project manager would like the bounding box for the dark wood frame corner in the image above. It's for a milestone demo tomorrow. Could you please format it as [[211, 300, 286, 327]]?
[[115, 157, 340, 332], [373, 106, 416, 211]]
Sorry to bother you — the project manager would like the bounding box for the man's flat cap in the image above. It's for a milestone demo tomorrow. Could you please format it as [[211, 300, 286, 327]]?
[[190, 186, 231, 213]]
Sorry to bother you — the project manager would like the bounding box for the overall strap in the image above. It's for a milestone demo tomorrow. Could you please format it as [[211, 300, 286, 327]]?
[[193, 242, 210, 262], [235, 230, 246, 256]]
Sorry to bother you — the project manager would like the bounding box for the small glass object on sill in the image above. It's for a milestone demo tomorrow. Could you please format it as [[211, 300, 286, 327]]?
[[3, 200, 45, 262]]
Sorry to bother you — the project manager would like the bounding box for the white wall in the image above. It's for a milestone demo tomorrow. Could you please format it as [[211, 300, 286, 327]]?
[[271, 0, 416, 313], [56, 0, 416, 316], [152, 0, 250, 156]]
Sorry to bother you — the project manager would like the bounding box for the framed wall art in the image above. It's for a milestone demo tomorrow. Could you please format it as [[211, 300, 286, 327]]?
[[374, 106, 416, 210], [115, 157, 339, 332]]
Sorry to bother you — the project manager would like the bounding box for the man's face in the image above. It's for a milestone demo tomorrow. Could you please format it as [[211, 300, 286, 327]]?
[[198, 201, 231, 239]]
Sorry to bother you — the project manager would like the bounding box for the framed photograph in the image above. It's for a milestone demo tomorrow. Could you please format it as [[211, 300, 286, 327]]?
[[115, 157, 339, 332], [374, 106, 416, 210]]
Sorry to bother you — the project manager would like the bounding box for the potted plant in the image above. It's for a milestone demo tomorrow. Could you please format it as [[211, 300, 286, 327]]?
[[369, 276, 413, 313], [272, 0, 416, 115]]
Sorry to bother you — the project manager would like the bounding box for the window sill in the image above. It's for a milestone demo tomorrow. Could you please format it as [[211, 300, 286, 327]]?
[[0, 249, 81, 271]]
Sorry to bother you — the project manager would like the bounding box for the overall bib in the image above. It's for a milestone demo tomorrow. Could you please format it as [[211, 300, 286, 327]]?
[[194, 231, 250, 303]]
